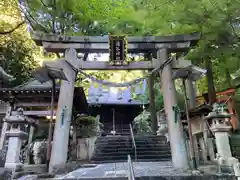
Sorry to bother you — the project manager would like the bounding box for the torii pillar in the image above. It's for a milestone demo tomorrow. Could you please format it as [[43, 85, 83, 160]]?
[[49, 49, 78, 172], [185, 79, 197, 108], [158, 49, 189, 169]]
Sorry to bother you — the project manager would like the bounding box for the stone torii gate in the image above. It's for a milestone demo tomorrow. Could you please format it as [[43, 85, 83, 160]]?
[[32, 32, 200, 172]]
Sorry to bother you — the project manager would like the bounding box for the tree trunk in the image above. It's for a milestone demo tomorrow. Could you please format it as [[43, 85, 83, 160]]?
[[148, 73, 157, 135], [225, 68, 232, 88], [205, 58, 216, 104]]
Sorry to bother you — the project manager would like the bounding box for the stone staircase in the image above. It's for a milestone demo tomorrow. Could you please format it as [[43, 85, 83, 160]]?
[[102, 124, 131, 136], [91, 135, 171, 163]]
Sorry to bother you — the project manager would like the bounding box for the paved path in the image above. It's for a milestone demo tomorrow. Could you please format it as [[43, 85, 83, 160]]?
[[17, 162, 219, 179], [56, 162, 190, 179]]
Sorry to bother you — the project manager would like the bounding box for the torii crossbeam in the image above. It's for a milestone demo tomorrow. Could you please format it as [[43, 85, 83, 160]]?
[[32, 32, 200, 70], [32, 32, 200, 53]]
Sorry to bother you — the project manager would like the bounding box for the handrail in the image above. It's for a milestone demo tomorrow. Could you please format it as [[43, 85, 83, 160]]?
[[129, 124, 137, 162], [127, 155, 135, 180]]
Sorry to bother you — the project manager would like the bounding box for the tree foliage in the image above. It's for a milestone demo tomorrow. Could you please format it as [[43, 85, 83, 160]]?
[[0, 0, 39, 86], [142, 0, 240, 96], [1, 0, 240, 104], [22, 0, 143, 35]]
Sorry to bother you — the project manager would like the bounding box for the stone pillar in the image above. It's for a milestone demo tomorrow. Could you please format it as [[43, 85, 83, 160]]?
[[148, 73, 157, 134], [49, 49, 78, 172], [4, 109, 28, 169], [158, 49, 189, 169], [5, 128, 26, 168], [199, 138, 208, 163], [202, 117, 208, 149], [207, 138, 215, 161], [0, 105, 11, 150], [193, 136, 200, 164], [185, 80, 196, 109], [26, 125, 35, 164]]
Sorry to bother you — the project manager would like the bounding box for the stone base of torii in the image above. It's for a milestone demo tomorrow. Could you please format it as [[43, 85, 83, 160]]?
[[31, 32, 200, 172]]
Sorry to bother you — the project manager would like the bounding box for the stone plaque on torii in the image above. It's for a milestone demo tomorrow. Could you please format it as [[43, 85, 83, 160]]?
[[32, 32, 200, 172]]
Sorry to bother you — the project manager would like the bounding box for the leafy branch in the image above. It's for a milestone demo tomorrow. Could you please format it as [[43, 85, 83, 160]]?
[[0, 21, 25, 35]]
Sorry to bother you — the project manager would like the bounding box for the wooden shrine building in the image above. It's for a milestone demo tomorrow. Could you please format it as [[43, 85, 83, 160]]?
[[196, 88, 240, 131], [0, 79, 88, 138], [87, 83, 148, 135]]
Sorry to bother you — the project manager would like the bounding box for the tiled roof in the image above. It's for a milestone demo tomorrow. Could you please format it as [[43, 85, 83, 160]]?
[[12, 79, 60, 90]]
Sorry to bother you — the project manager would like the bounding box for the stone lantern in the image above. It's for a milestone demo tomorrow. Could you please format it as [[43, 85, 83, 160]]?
[[205, 104, 240, 176], [4, 108, 34, 169]]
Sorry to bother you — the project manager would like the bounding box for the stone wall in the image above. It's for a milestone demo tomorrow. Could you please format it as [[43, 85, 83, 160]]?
[[0, 102, 7, 114], [0, 102, 7, 123], [29, 137, 97, 164]]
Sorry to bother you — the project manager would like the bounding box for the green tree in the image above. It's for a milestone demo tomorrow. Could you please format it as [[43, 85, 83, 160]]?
[[22, 0, 144, 35], [0, 0, 39, 86], [13, 0, 240, 100], [142, 0, 240, 101], [20, 0, 146, 90]]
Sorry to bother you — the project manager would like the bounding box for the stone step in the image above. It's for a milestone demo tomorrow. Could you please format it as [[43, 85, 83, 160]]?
[[91, 154, 171, 161], [134, 138, 168, 142], [97, 138, 168, 142], [94, 141, 130, 145], [95, 146, 169, 152], [134, 135, 167, 140], [92, 150, 171, 156], [92, 135, 171, 163], [94, 141, 168, 146], [95, 139, 168, 144], [90, 158, 172, 164], [96, 135, 167, 141], [91, 157, 172, 163], [94, 141, 131, 145], [94, 148, 170, 154], [93, 146, 170, 151], [94, 143, 169, 149], [94, 146, 170, 150], [134, 147, 170, 151], [96, 136, 167, 140], [92, 154, 172, 161], [135, 140, 167, 144], [94, 143, 168, 148]]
